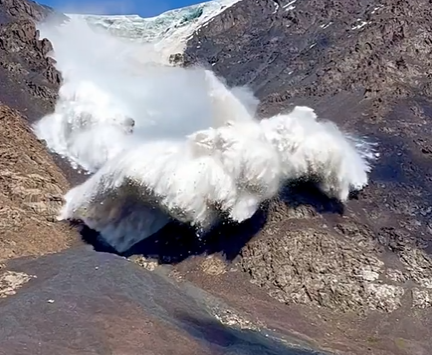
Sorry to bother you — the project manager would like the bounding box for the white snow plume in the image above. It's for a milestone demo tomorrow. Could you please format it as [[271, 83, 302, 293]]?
[[34, 17, 227, 172], [34, 17, 377, 253]]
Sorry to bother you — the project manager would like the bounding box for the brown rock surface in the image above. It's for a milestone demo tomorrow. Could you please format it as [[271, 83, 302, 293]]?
[[0, 0, 79, 261], [0, 104, 78, 260]]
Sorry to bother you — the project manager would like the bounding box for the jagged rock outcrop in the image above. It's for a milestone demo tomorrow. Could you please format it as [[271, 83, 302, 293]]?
[[0, 0, 53, 24], [0, 17, 61, 121]]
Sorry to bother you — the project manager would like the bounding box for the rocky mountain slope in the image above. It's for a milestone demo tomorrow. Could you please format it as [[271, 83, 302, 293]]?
[[180, 0, 432, 307], [0, 104, 78, 260], [0, 0, 61, 120], [0, 0, 79, 260], [180, 0, 432, 301], [0, 0, 431, 354], [174, 0, 432, 352]]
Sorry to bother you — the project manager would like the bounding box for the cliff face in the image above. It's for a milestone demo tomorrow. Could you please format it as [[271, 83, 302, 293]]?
[[0, 0, 84, 183], [0, 0, 62, 121]]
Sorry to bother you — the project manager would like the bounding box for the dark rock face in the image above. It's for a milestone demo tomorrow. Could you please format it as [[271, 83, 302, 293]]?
[[184, 0, 432, 106], [183, 0, 432, 307], [0, 1, 83, 182], [0, 0, 68, 121], [0, 248, 322, 355], [0, 17, 61, 121]]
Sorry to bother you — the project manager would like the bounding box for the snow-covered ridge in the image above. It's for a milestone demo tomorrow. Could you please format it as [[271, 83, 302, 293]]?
[[67, 0, 240, 54]]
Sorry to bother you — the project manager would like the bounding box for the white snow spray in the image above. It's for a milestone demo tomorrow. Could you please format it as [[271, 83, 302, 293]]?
[[34, 17, 378, 253]]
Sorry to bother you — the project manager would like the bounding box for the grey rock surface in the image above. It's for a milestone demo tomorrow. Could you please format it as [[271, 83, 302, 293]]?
[[0, 0, 53, 24], [0, 247, 323, 355]]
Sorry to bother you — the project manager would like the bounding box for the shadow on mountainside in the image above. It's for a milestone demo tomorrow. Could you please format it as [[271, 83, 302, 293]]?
[[79, 180, 349, 264], [177, 312, 325, 355]]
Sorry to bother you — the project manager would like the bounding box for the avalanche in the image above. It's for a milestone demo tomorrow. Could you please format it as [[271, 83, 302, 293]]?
[[34, 16, 377, 253]]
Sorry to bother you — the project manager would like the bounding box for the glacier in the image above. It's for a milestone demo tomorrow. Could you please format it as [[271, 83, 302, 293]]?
[[67, 0, 241, 57]]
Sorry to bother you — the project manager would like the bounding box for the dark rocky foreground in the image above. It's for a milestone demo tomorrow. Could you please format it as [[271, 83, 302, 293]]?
[[0, 0, 431, 354], [0, 248, 326, 355]]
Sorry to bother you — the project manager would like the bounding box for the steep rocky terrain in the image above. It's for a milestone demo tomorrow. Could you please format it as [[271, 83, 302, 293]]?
[[0, 0, 432, 354], [0, 104, 78, 260], [0, 0, 79, 260], [0, 0, 62, 120], [170, 0, 432, 353]]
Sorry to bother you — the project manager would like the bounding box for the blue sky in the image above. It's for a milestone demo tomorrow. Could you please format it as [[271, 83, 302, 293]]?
[[38, 0, 207, 17]]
